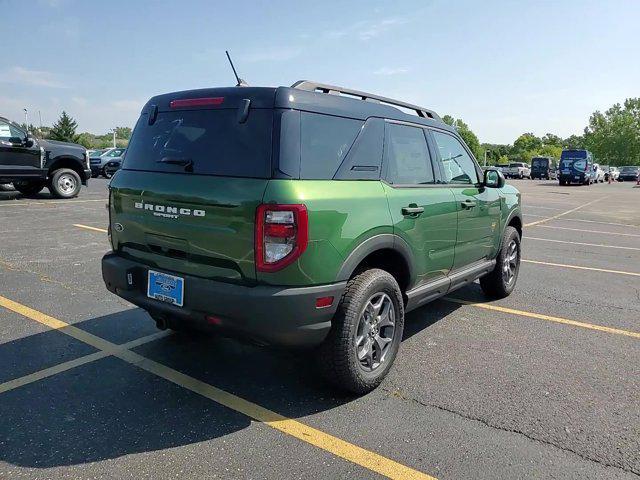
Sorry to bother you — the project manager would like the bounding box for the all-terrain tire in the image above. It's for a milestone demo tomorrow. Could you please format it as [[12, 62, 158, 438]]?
[[317, 269, 404, 395], [480, 226, 521, 299]]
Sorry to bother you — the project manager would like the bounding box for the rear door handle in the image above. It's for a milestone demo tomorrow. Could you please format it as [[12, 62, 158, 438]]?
[[461, 200, 477, 209], [401, 205, 424, 216]]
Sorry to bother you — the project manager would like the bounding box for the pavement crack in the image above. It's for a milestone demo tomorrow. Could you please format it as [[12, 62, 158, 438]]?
[[382, 387, 640, 477]]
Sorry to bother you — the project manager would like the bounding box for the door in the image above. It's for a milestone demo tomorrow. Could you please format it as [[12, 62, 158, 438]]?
[[0, 120, 41, 176], [382, 122, 457, 287], [430, 129, 501, 270]]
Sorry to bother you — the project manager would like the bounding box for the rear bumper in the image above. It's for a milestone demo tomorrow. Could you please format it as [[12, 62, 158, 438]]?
[[101, 252, 345, 347]]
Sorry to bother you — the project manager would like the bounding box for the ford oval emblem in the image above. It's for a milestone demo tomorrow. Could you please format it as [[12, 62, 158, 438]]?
[[114, 223, 124, 232]]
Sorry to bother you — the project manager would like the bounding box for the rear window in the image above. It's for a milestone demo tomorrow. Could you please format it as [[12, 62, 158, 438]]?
[[561, 150, 587, 159], [532, 158, 548, 167], [123, 109, 273, 177]]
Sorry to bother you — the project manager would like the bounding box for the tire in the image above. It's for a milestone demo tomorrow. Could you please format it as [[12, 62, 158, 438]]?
[[559, 180, 565, 186], [103, 168, 113, 179], [49, 168, 82, 198], [13, 181, 45, 197], [480, 226, 521, 299], [317, 268, 404, 395]]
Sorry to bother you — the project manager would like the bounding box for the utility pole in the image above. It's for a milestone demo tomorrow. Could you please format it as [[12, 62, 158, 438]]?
[[23, 108, 28, 128], [112, 128, 116, 148], [38, 111, 43, 130], [484, 150, 489, 167]]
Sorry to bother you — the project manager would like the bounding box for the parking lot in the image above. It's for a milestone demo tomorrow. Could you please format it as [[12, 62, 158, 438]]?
[[1, 178, 639, 479]]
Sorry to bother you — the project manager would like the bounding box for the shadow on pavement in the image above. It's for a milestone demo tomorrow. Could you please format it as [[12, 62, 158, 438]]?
[[0, 294, 462, 469]]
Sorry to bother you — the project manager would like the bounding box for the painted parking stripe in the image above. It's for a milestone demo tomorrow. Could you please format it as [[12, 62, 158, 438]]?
[[524, 236, 640, 251], [524, 196, 607, 227], [549, 217, 640, 229], [0, 198, 107, 208], [74, 223, 108, 233], [0, 294, 435, 480], [446, 297, 640, 340], [529, 225, 640, 238], [522, 259, 640, 277], [0, 331, 168, 394]]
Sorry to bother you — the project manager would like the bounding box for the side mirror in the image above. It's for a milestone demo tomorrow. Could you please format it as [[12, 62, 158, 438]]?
[[484, 168, 505, 188], [24, 135, 35, 148]]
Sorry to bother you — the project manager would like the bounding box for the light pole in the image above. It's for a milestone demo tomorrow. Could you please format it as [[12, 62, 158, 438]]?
[[23, 108, 28, 128], [112, 128, 116, 148], [484, 150, 490, 167]]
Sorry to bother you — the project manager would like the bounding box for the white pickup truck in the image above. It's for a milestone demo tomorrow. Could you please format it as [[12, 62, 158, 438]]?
[[504, 162, 531, 179]]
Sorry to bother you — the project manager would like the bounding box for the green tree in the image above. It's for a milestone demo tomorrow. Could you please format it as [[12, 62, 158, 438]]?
[[583, 98, 640, 166], [49, 111, 80, 143], [563, 134, 584, 150], [513, 133, 542, 155], [442, 115, 482, 161], [541, 133, 563, 147]]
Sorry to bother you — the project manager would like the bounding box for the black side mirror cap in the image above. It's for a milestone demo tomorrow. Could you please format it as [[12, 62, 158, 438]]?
[[24, 136, 35, 148], [484, 168, 505, 188]]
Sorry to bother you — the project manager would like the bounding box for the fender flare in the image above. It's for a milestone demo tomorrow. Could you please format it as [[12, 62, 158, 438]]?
[[505, 208, 523, 236], [336, 234, 416, 287]]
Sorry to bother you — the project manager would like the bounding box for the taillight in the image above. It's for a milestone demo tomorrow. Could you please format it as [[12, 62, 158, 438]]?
[[255, 204, 308, 272]]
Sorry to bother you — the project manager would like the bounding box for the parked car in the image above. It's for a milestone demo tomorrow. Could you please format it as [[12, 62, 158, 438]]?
[[103, 158, 122, 178], [87, 148, 106, 158], [530, 156, 557, 180], [90, 147, 126, 178], [591, 163, 605, 183], [602, 166, 619, 182], [0, 116, 90, 198], [619, 166, 640, 182], [504, 162, 531, 179], [558, 149, 593, 185], [101, 81, 523, 394]]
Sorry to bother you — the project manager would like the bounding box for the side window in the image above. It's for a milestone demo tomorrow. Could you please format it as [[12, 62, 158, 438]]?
[[300, 112, 363, 179], [384, 123, 434, 185], [334, 117, 384, 180], [0, 121, 24, 141], [432, 131, 479, 185]]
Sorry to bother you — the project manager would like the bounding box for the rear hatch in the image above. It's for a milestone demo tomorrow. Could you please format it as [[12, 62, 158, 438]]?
[[109, 88, 276, 284]]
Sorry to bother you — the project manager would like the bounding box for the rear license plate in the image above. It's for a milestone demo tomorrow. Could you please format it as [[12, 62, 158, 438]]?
[[147, 270, 184, 307]]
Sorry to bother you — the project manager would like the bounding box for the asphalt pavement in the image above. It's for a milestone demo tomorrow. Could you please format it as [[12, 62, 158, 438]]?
[[1, 178, 639, 479]]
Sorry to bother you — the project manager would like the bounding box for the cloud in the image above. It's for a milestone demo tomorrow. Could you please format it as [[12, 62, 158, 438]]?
[[373, 67, 410, 76], [326, 17, 410, 41], [0, 66, 67, 88]]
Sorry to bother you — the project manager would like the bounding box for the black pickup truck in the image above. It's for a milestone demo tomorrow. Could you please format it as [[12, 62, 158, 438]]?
[[0, 116, 91, 198]]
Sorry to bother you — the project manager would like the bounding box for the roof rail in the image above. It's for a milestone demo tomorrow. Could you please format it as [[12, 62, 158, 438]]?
[[291, 80, 442, 121]]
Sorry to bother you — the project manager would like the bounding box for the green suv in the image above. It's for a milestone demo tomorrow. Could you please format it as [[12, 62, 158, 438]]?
[[102, 81, 522, 393]]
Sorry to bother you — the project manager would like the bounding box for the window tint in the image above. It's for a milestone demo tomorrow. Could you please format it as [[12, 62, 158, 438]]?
[[384, 123, 434, 185], [123, 109, 273, 178], [432, 131, 479, 184], [334, 117, 384, 180], [300, 113, 363, 179]]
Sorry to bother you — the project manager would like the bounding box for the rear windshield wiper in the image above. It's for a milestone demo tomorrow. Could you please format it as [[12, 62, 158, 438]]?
[[157, 157, 193, 172]]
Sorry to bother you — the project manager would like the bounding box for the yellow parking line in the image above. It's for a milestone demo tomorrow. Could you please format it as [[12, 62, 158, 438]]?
[[74, 224, 108, 233], [446, 297, 640, 340], [0, 294, 435, 480], [525, 236, 640, 251], [0, 331, 170, 395], [524, 196, 606, 227], [530, 225, 640, 238], [0, 199, 107, 208], [522, 259, 640, 277]]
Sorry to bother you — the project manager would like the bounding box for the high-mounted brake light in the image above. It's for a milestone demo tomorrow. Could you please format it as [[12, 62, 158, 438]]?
[[255, 204, 308, 272], [169, 97, 224, 108]]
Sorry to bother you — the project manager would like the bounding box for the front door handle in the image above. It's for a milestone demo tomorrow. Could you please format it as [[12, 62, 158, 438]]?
[[401, 205, 424, 216], [461, 200, 477, 209]]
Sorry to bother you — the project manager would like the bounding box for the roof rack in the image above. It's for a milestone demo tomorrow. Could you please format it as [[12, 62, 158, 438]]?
[[291, 80, 442, 121]]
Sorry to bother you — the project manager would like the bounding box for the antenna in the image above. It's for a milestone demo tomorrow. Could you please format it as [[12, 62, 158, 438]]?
[[225, 51, 248, 87]]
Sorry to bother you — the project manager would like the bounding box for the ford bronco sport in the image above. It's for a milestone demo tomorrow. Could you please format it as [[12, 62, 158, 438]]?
[[102, 81, 522, 394]]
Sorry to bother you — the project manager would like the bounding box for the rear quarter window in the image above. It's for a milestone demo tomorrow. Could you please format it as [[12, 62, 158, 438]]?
[[123, 109, 273, 178], [300, 112, 363, 179]]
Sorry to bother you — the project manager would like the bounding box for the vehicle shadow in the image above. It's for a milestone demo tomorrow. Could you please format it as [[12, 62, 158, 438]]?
[[0, 189, 56, 201], [0, 297, 463, 469]]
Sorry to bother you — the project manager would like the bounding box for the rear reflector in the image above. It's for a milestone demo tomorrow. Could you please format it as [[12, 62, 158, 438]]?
[[170, 97, 224, 108], [315, 296, 334, 309]]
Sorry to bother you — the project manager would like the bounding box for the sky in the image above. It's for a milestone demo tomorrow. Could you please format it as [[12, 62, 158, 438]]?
[[1, 0, 639, 144]]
